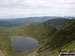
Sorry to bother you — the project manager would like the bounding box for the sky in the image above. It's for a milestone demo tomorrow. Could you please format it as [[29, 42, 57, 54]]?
[[0, 0, 75, 19]]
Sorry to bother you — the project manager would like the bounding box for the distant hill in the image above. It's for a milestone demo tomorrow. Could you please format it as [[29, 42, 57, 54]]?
[[0, 20, 20, 27], [0, 16, 60, 27], [45, 18, 70, 29]]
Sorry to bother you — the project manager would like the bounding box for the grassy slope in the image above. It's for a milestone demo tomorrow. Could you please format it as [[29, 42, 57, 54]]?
[[0, 23, 56, 56], [48, 19, 75, 56], [9, 19, 75, 56], [49, 19, 75, 50], [49, 41, 75, 56], [0, 27, 13, 56], [12, 23, 57, 41], [0, 19, 75, 56]]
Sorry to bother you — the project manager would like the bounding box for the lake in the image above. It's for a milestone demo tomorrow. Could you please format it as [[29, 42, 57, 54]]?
[[11, 36, 39, 53]]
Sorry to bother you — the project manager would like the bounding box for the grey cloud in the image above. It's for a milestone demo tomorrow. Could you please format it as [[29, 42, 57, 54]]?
[[0, 0, 75, 17]]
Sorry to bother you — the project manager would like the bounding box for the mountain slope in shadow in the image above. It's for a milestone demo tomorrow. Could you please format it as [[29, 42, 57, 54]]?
[[45, 18, 70, 29]]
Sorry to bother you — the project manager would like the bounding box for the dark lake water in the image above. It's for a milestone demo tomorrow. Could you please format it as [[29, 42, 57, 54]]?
[[11, 36, 39, 53]]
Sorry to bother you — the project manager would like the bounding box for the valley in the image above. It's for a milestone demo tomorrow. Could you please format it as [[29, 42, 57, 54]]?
[[0, 17, 75, 56]]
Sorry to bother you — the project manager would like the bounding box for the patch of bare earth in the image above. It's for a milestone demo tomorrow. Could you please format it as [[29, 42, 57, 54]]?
[[0, 50, 5, 56]]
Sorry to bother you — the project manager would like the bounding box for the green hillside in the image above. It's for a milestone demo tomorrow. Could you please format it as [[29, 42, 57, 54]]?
[[0, 22, 57, 56], [20, 19, 75, 56], [49, 19, 75, 50], [0, 19, 75, 56], [47, 19, 75, 56], [12, 23, 57, 41]]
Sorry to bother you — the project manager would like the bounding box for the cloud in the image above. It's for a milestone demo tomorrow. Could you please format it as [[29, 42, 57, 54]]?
[[0, 0, 75, 18]]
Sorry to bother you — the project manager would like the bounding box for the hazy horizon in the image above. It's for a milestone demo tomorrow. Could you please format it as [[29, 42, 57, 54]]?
[[0, 16, 75, 20]]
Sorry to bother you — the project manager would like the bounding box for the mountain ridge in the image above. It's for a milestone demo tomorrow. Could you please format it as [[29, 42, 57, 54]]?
[[45, 18, 70, 29], [0, 17, 70, 27]]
